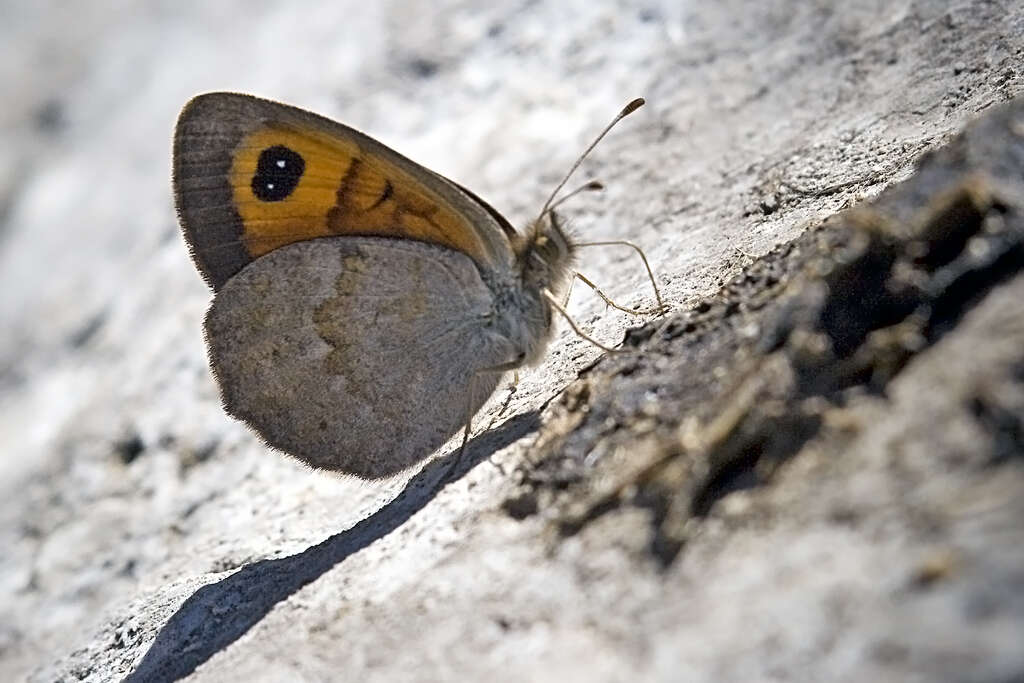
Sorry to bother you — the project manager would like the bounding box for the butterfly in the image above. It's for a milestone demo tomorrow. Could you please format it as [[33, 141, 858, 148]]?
[[173, 92, 652, 478]]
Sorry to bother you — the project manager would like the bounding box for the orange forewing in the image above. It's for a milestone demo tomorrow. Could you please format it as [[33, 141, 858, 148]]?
[[229, 124, 491, 264]]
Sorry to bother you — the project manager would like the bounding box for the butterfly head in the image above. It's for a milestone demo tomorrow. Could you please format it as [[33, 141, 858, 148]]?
[[514, 209, 576, 297], [510, 97, 645, 302]]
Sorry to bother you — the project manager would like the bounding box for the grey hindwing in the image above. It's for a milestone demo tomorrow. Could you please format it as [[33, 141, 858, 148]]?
[[204, 237, 513, 477]]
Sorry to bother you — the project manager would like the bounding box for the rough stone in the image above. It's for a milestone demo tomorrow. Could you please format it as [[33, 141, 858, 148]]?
[[1, 1, 1022, 682]]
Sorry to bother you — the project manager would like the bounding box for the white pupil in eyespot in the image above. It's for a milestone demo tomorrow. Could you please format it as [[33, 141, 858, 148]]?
[[252, 145, 304, 202]]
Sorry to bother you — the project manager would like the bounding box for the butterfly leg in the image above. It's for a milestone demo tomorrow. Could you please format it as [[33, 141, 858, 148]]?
[[440, 357, 525, 485], [542, 289, 620, 354], [572, 239, 667, 313], [486, 371, 520, 431], [566, 271, 653, 316], [561, 275, 576, 308]]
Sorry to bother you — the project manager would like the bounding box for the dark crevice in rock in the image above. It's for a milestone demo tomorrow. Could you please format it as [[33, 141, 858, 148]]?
[[970, 361, 1024, 466], [690, 408, 823, 519], [676, 101, 1024, 541], [113, 432, 146, 465]]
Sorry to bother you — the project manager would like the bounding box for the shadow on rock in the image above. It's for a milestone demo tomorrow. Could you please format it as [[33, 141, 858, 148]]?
[[124, 409, 540, 683]]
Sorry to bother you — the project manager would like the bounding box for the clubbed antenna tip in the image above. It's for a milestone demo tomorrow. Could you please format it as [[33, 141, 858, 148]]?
[[539, 97, 647, 219]]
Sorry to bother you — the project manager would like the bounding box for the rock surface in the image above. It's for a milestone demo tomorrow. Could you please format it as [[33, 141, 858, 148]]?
[[1, 1, 1022, 682]]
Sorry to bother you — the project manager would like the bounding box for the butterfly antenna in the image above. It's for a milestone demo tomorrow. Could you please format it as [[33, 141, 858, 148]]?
[[548, 180, 605, 212], [538, 97, 646, 221]]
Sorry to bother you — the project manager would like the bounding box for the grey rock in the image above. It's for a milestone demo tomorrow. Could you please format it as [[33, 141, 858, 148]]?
[[1, 1, 1022, 682]]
